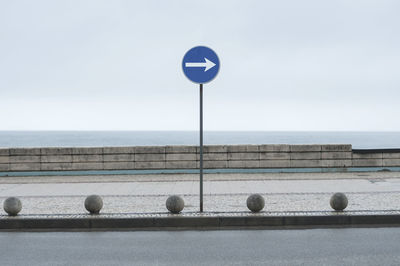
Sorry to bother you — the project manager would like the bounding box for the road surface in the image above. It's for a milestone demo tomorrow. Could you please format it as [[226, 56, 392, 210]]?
[[0, 228, 399, 265]]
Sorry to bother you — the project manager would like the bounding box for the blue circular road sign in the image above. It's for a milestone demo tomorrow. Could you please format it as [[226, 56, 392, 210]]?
[[182, 46, 220, 84]]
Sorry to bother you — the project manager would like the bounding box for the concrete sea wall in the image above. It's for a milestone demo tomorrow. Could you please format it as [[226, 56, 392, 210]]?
[[0, 144, 399, 172]]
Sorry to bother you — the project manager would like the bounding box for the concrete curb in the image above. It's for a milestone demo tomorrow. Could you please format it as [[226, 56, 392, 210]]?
[[1, 167, 400, 177], [1, 215, 400, 231]]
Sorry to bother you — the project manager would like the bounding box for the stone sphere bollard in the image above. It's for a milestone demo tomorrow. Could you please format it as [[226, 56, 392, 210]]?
[[166, 195, 184, 214], [3, 197, 22, 216], [84, 195, 103, 214], [330, 192, 348, 211], [247, 194, 265, 213]]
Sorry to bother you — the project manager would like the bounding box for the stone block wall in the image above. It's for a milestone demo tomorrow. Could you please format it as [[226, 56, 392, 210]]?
[[0, 145, 399, 172], [352, 149, 400, 167]]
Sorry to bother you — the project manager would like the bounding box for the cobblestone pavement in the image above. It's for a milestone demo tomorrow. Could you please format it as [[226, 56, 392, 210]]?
[[0, 172, 399, 218]]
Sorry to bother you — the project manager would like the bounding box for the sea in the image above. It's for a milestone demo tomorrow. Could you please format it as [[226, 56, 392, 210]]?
[[0, 131, 399, 149]]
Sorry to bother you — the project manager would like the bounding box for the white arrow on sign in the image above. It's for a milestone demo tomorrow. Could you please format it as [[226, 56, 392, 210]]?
[[185, 57, 216, 72]]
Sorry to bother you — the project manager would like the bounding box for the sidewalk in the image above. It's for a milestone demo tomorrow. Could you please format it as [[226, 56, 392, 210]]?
[[1, 171, 400, 217]]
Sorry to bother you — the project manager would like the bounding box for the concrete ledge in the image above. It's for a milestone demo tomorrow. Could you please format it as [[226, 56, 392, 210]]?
[[383, 153, 400, 159], [0, 156, 9, 164], [201, 153, 227, 161], [227, 145, 259, 152], [41, 155, 72, 163], [353, 159, 383, 167], [41, 163, 73, 171], [228, 152, 259, 160], [135, 154, 165, 162], [103, 147, 135, 154], [0, 164, 9, 171], [290, 145, 321, 152], [166, 146, 196, 153], [166, 153, 196, 161], [10, 148, 41, 156], [383, 159, 400, 167], [260, 153, 290, 160], [321, 152, 352, 159], [228, 160, 260, 168], [0, 149, 9, 156], [9, 163, 41, 171], [41, 148, 73, 155], [322, 144, 352, 152], [202, 145, 227, 153], [1, 214, 400, 231], [72, 148, 103, 155], [353, 153, 383, 159], [259, 145, 290, 152], [135, 161, 165, 169], [165, 161, 197, 169], [290, 160, 322, 168], [290, 152, 321, 160], [103, 154, 134, 162], [72, 155, 103, 163], [353, 149, 400, 153], [135, 146, 165, 154], [1, 166, 400, 177], [103, 162, 135, 170], [9, 156, 41, 163], [259, 160, 290, 168], [1, 145, 400, 172], [203, 161, 228, 168], [321, 160, 352, 168], [71, 163, 103, 170]]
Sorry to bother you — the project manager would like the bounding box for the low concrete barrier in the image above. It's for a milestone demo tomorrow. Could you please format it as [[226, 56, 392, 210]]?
[[352, 149, 400, 167], [1, 214, 400, 230], [0, 145, 399, 172]]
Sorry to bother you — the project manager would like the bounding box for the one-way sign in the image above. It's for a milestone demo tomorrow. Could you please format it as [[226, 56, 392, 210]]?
[[181, 45, 220, 212], [182, 46, 220, 84]]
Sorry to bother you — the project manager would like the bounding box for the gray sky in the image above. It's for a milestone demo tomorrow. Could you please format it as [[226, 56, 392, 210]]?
[[1, 0, 399, 131]]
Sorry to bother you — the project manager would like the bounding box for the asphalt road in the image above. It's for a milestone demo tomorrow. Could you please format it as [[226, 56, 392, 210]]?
[[1, 228, 400, 266]]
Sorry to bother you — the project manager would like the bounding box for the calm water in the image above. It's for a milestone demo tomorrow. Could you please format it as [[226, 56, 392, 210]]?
[[0, 131, 399, 149]]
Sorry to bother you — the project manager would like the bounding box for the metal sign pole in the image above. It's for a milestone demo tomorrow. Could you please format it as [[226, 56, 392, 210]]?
[[199, 83, 204, 212], [182, 46, 219, 213]]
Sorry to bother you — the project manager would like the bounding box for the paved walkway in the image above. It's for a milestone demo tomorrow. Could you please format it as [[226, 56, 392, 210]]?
[[0, 172, 400, 217]]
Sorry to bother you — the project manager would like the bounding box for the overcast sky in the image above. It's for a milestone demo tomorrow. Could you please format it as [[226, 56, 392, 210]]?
[[1, 0, 399, 131]]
